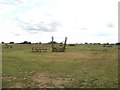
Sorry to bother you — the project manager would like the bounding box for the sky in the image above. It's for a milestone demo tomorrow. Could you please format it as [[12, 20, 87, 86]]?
[[0, 0, 119, 44]]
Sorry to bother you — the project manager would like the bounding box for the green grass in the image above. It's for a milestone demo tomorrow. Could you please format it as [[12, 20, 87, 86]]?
[[2, 44, 118, 88]]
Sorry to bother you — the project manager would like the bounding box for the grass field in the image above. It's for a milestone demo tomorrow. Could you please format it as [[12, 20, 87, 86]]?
[[2, 44, 118, 88]]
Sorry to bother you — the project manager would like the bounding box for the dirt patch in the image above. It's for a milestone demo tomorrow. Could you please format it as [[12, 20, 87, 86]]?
[[10, 83, 23, 88], [32, 72, 74, 88], [3, 76, 16, 82], [72, 53, 93, 61], [14, 83, 23, 88]]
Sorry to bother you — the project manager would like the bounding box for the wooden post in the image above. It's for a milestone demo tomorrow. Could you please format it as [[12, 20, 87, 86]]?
[[52, 36, 54, 52], [63, 37, 67, 52]]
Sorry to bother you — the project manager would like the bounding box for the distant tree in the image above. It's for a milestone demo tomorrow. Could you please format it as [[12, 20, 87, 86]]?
[[59, 42, 63, 44], [116, 42, 120, 45], [21, 41, 31, 44], [89, 43, 93, 45], [28, 42, 31, 44], [39, 42, 42, 44], [110, 43, 115, 45], [9, 42, 14, 44], [85, 42, 88, 45], [48, 41, 58, 44], [68, 44, 76, 46], [1, 42, 4, 44], [106, 43, 109, 45]]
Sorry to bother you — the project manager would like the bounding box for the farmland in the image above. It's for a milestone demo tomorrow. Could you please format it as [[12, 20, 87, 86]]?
[[2, 44, 118, 88]]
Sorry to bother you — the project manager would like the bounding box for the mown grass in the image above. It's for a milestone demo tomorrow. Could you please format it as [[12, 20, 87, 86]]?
[[2, 44, 118, 88]]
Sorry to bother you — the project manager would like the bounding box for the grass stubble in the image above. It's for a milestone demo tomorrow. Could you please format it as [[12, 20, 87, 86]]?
[[2, 44, 118, 88]]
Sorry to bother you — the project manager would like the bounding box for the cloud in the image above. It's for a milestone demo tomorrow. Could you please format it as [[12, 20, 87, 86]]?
[[14, 34, 20, 36], [0, 0, 25, 4], [12, 0, 23, 3], [0, 0, 22, 5], [0, 0, 19, 17], [0, 0, 118, 43], [16, 18, 61, 32], [95, 33, 111, 36], [107, 22, 114, 28], [0, 5, 16, 13], [80, 28, 88, 30]]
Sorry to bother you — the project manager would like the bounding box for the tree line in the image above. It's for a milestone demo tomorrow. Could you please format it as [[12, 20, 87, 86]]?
[[1, 41, 120, 45]]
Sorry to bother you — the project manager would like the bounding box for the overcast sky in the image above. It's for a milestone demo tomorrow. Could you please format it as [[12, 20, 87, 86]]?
[[0, 0, 119, 43]]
